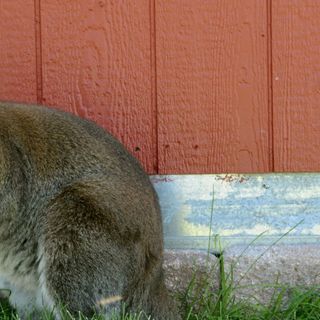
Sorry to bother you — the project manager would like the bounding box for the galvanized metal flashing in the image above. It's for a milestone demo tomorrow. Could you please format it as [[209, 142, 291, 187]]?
[[150, 174, 320, 250]]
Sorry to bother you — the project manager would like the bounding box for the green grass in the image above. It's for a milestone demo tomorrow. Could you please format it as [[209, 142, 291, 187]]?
[[1, 217, 318, 319], [1, 252, 320, 320], [178, 253, 320, 320], [180, 284, 320, 320], [0, 218, 317, 319]]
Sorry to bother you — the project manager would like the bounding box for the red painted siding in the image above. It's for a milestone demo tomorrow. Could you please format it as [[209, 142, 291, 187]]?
[[272, 1, 320, 172], [0, 0, 37, 102], [40, 0, 157, 173], [156, 0, 269, 173], [0, 1, 319, 174]]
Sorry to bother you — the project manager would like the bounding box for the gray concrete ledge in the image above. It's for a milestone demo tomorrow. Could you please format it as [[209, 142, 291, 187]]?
[[163, 245, 320, 305], [163, 250, 219, 293], [224, 244, 320, 304]]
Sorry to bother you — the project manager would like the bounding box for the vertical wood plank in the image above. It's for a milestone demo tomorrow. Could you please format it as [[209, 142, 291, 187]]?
[[156, 0, 270, 174], [41, 0, 156, 173], [0, 0, 37, 102], [273, 1, 320, 172]]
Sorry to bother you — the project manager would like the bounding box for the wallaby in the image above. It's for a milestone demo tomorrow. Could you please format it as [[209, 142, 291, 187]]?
[[0, 101, 179, 319]]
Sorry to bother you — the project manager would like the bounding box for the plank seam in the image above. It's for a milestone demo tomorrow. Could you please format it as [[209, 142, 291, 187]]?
[[150, 0, 159, 174], [34, 0, 43, 104], [267, 0, 275, 172]]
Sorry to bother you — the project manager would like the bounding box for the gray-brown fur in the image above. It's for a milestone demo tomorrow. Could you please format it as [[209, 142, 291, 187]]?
[[0, 102, 179, 319]]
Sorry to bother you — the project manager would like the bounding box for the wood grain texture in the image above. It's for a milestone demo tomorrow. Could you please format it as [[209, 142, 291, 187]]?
[[0, 0, 37, 102], [41, 0, 156, 173], [156, 0, 270, 174], [272, 1, 320, 172]]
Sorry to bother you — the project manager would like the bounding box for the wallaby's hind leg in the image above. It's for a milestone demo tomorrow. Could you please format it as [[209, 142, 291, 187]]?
[[38, 184, 132, 318], [37, 181, 179, 319], [37, 245, 123, 318]]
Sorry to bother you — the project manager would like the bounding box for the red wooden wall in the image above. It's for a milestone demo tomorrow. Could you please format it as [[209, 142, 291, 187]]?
[[0, 1, 320, 174]]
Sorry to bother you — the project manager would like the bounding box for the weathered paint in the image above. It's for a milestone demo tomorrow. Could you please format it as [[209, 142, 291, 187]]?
[[151, 174, 320, 250]]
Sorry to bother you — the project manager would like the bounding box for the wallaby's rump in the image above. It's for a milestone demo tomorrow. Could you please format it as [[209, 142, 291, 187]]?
[[0, 102, 179, 319]]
